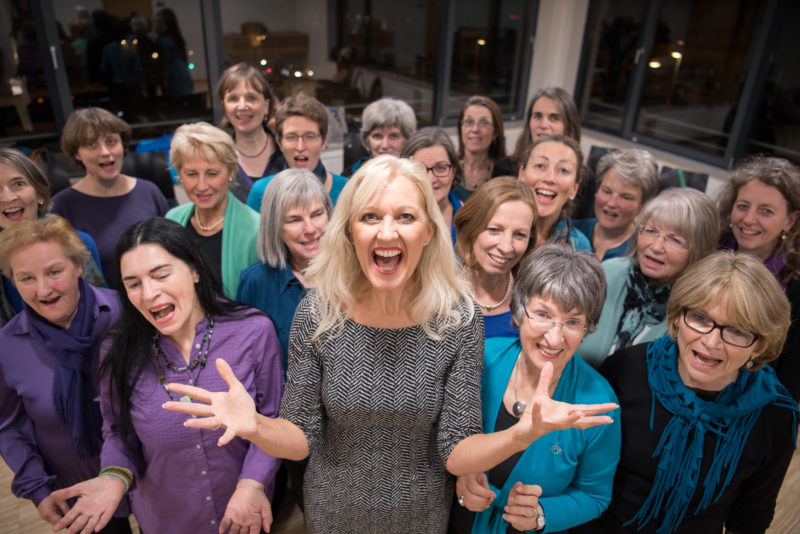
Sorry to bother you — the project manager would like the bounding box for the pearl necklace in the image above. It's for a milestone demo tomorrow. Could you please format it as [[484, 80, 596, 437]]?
[[467, 272, 513, 311], [236, 135, 269, 158], [194, 210, 225, 232]]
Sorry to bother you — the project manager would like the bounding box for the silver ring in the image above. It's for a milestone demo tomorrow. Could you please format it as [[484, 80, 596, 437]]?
[[213, 415, 222, 430], [458, 495, 465, 507]]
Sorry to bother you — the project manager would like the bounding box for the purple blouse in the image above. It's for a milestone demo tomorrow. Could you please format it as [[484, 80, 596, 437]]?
[[99, 312, 284, 533], [0, 286, 123, 508]]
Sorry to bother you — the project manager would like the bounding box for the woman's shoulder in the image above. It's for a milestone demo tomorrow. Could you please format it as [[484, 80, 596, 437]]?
[[602, 256, 632, 278], [484, 336, 520, 367], [165, 202, 192, 223]]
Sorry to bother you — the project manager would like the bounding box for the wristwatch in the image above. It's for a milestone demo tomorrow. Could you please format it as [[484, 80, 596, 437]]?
[[534, 503, 545, 531]]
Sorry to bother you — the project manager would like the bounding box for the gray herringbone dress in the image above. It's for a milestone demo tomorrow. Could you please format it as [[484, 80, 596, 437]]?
[[280, 292, 484, 533]]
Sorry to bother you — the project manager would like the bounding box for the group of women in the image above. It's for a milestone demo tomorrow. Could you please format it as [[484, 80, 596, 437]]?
[[0, 75, 799, 534]]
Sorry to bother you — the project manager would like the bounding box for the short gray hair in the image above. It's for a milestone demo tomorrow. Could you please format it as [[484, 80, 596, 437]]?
[[510, 244, 606, 333], [361, 98, 417, 151], [596, 148, 660, 204], [629, 187, 719, 266], [257, 168, 333, 269]]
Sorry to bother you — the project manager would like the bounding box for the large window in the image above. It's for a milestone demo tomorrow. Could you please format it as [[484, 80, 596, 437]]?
[[0, 0, 535, 151], [577, 0, 799, 167]]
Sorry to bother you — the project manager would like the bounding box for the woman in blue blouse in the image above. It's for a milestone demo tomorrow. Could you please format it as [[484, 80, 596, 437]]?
[[237, 167, 333, 370], [454, 178, 537, 338], [450, 244, 621, 533]]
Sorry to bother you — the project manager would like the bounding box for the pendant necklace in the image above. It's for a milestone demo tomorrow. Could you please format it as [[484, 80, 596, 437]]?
[[236, 135, 269, 158], [467, 272, 513, 311], [512, 352, 527, 417], [194, 210, 225, 232], [153, 316, 214, 403]]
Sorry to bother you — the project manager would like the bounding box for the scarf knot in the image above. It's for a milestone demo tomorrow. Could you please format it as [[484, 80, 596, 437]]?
[[613, 264, 671, 349]]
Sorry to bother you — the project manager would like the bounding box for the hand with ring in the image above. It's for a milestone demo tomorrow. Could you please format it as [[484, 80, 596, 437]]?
[[455, 472, 495, 512], [502, 481, 543, 532]]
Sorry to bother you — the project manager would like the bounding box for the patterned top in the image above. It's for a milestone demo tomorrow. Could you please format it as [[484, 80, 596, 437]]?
[[280, 292, 484, 533]]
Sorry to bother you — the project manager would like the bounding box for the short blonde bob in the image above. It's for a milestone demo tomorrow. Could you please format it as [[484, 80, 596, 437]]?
[[170, 122, 239, 178], [0, 216, 89, 278], [666, 251, 790, 369], [454, 177, 538, 272], [304, 155, 470, 339]]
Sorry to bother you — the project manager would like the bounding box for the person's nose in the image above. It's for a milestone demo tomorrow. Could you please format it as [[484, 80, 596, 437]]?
[[377, 216, 397, 240]]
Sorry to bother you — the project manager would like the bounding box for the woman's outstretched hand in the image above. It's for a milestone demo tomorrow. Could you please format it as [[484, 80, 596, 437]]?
[[163, 358, 258, 446], [50, 476, 126, 534], [513, 361, 617, 446]]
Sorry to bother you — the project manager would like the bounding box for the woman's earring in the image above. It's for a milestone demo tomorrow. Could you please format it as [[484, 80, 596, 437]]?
[[745, 358, 754, 369], [38, 200, 44, 206]]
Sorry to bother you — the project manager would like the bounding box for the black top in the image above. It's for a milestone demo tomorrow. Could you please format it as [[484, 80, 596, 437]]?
[[574, 343, 795, 534], [186, 223, 223, 289], [770, 277, 800, 401]]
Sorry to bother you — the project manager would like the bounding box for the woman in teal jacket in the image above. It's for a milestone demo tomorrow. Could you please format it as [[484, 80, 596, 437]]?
[[166, 122, 259, 298]]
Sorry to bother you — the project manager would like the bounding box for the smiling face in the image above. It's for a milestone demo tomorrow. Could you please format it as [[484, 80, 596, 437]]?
[[75, 131, 124, 182], [178, 157, 231, 213], [280, 115, 327, 170], [529, 97, 565, 140], [282, 198, 329, 269], [351, 175, 434, 297], [519, 295, 586, 378], [730, 180, 799, 261], [460, 105, 495, 155], [367, 125, 406, 157], [411, 145, 455, 208], [472, 200, 534, 276], [518, 141, 579, 223], [223, 80, 269, 136], [120, 243, 204, 346], [0, 163, 42, 229], [636, 219, 691, 286], [594, 170, 644, 233], [676, 293, 755, 392], [10, 241, 82, 329]]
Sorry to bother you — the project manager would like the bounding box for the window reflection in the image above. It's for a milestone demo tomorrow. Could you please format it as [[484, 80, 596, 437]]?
[[633, 0, 763, 156]]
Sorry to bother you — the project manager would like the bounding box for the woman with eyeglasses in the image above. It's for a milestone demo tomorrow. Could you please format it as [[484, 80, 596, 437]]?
[[247, 94, 348, 212], [576, 251, 798, 534], [450, 245, 620, 534], [578, 188, 719, 368], [455, 96, 506, 200], [402, 127, 465, 245], [717, 156, 800, 401]]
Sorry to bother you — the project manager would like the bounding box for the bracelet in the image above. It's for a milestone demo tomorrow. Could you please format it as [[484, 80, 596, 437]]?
[[99, 472, 130, 493], [99, 466, 133, 492]]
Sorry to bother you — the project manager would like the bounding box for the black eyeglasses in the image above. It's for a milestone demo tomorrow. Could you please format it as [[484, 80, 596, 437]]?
[[421, 162, 452, 178], [682, 308, 758, 348]]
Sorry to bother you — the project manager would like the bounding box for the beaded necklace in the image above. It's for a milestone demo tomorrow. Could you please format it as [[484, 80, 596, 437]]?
[[152, 316, 214, 402]]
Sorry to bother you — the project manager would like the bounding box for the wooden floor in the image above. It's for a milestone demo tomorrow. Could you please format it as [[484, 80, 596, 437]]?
[[2, 451, 799, 533]]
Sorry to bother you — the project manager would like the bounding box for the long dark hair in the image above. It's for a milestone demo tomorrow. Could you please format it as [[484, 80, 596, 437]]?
[[102, 218, 251, 462]]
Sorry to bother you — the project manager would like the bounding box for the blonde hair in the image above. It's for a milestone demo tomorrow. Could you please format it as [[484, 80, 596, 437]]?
[[169, 122, 238, 177], [666, 251, 790, 368], [304, 155, 471, 339], [0, 216, 89, 277]]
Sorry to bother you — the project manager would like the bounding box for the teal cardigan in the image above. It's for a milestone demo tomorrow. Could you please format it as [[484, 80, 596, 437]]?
[[166, 191, 259, 299], [577, 257, 669, 368], [473, 337, 620, 533]]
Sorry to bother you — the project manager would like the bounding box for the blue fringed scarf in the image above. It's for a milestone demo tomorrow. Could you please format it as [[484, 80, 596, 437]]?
[[24, 278, 102, 459], [626, 336, 798, 534]]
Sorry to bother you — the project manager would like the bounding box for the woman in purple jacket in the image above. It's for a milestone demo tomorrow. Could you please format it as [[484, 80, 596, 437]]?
[[0, 216, 131, 532]]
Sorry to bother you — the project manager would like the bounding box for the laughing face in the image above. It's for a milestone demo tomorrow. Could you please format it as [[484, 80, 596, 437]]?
[[0, 163, 42, 229], [730, 180, 799, 261], [519, 295, 587, 378], [10, 241, 82, 329], [280, 115, 327, 171], [472, 200, 534, 276], [223, 79, 269, 136], [282, 198, 329, 270], [594, 170, 643, 233], [351, 175, 434, 297], [676, 294, 756, 392], [75, 131, 124, 182], [518, 141, 579, 223], [636, 219, 691, 286], [120, 243, 205, 346]]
